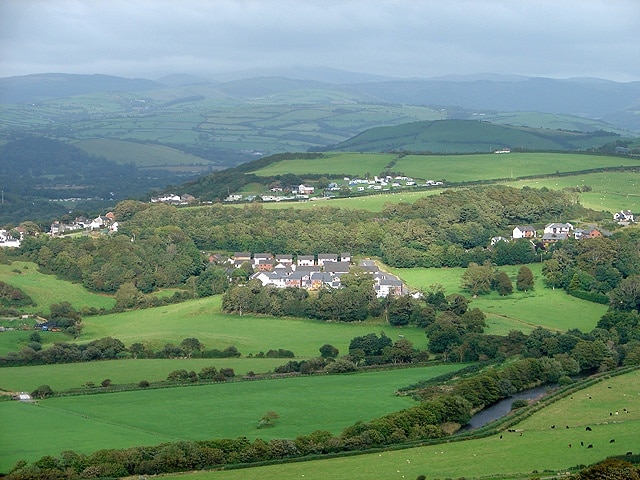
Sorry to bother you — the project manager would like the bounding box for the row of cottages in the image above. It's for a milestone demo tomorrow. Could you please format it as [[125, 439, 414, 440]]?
[[230, 252, 351, 270], [50, 213, 118, 235], [248, 256, 406, 298], [150, 193, 195, 205], [512, 222, 608, 245]]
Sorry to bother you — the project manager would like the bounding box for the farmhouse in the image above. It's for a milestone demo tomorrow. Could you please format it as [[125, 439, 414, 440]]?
[[614, 210, 634, 224], [512, 225, 537, 239], [0, 229, 21, 248]]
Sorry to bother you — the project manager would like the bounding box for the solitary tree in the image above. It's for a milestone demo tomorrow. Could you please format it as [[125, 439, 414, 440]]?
[[516, 265, 534, 292], [319, 343, 339, 358], [494, 271, 513, 296]]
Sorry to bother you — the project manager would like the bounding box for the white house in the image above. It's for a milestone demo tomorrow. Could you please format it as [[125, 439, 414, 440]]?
[[543, 223, 573, 235], [613, 210, 634, 224], [512, 225, 537, 239]]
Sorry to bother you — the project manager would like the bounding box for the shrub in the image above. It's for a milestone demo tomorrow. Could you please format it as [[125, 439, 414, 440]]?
[[511, 399, 529, 410], [138, 380, 150, 388]]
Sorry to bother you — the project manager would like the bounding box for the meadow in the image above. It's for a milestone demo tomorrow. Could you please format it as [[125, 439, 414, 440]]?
[[0, 261, 116, 315], [504, 170, 640, 214], [387, 263, 608, 334], [78, 295, 429, 355], [0, 357, 291, 392], [252, 152, 640, 184], [0, 363, 466, 472], [144, 368, 640, 480]]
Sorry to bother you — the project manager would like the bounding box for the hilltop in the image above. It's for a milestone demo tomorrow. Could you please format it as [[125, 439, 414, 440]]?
[[324, 119, 625, 153]]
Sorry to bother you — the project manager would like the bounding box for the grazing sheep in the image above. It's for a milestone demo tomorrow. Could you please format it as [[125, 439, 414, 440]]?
[[610, 439, 615, 443], [627, 451, 633, 456], [551, 425, 556, 429], [586, 426, 592, 431], [581, 442, 584, 446], [587, 444, 593, 449]]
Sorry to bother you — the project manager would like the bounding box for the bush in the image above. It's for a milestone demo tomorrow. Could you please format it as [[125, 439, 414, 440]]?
[[138, 380, 150, 388], [511, 399, 529, 410], [31, 384, 53, 399]]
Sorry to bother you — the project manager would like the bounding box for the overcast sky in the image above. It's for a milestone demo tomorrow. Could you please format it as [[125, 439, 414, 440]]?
[[1, 0, 638, 82]]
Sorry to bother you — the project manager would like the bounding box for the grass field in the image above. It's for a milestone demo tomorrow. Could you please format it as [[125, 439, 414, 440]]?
[[0, 358, 291, 392], [388, 263, 607, 334], [144, 368, 640, 480], [73, 138, 214, 169], [0, 364, 466, 472], [251, 152, 640, 184], [76, 295, 429, 356], [0, 261, 115, 315], [504, 170, 640, 214]]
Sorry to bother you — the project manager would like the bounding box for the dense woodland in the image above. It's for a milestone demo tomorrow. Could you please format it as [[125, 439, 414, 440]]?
[[8, 185, 591, 297]]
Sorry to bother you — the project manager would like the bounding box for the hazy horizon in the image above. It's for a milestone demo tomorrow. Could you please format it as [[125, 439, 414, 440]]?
[[1, 0, 639, 83]]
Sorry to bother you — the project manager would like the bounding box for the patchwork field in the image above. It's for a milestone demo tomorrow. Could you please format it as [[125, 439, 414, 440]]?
[[149, 368, 640, 480], [0, 364, 466, 472]]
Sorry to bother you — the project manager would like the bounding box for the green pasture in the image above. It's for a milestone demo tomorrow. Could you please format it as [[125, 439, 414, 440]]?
[[0, 357, 291, 392], [0, 364, 465, 472], [504, 170, 640, 214], [73, 138, 212, 168], [257, 190, 444, 212], [251, 152, 640, 187], [0, 261, 115, 315], [394, 152, 640, 183], [146, 369, 640, 480], [79, 295, 429, 355], [254, 153, 395, 177], [389, 263, 607, 334]]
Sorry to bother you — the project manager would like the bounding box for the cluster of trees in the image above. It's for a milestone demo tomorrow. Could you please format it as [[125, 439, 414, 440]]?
[[222, 272, 381, 322], [0, 281, 34, 308], [19, 226, 202, 295], [0, 335, 244, 367], [541, 230, 640, 308], [5, 184, 595, 305], [461, 262, 534, 297]]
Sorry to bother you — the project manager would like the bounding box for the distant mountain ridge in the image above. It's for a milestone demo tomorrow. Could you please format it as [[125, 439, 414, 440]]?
[[0, 73, 161, 104]]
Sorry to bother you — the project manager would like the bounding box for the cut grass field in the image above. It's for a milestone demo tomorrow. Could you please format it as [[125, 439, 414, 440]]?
[[140, 368, 640, 480], [0, 363, 466, 472], [0, 261, 115, 315], [388, 263, 607, 334]]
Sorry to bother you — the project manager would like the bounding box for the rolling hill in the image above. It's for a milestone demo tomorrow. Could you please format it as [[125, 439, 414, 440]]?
[[325, 119, 625, 153]]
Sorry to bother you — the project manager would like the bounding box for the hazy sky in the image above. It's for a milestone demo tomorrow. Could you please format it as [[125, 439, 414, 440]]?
[[1, 0, 639, 82]]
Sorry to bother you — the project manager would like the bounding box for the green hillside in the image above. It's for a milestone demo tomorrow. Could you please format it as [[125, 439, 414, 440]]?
[[327, 119, 624, 153]]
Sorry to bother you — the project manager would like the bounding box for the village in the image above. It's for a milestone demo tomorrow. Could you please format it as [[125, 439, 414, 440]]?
[[227, 252, 407, 298]]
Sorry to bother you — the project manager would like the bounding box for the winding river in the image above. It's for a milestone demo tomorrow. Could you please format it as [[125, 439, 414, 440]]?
[[463, 385, 553, 430]]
